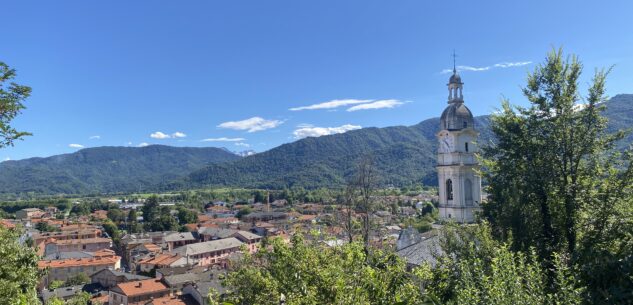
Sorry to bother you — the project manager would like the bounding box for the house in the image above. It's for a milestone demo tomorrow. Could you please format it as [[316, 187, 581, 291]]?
[[164, 232, 196, 251], [138, 253, 187, 273], [16, 208, 45, 219], [145, 295, 198, 305], [43, 237, 112, 256], [120, 231, 177, 263], [43, 248, 115, 261], [109, 279, 170, 305], [0, 219, 16, 229], [197, 228, 237, 242], [163, 269, 224, 294], [171, 237, 243, 267], [250, 222, 276, 236], [90, 268, 150, 289], [233, 230, 262, 253], [242, 212, 287, 222], [395, 228, 442, 269], [40, 285, 87, 303], [32, 228, 103, 245], [127, 243, 163, 271], [92, 210, 109, 220], [38, 255, 121, 288], [183, 281, 224, 305]]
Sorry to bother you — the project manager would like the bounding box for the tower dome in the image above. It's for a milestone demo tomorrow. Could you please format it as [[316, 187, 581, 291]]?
[[449, 72, 462, 84], [440, 102, 474, 130], [440, 66, 474, 130]]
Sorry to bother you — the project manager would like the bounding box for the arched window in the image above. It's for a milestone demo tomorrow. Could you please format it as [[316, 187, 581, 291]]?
[[463, 121, 468, 128], [446, 179, 453, 200], [465, 142, 469, 152], [465, 179, 473, 203]]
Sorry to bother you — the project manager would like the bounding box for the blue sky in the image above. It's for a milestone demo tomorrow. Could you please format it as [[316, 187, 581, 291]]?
[[2, 0, 632, 161]]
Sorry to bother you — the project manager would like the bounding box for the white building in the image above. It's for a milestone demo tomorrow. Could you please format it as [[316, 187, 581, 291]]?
[[436, 66, 482, 223]]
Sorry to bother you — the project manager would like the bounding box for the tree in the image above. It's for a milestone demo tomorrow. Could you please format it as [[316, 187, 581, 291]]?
[[127, 209, 138, 223], [0, 227, 42, 304], [35, 221, 58, 233], [107, 208, 124, 223], [220, 233, 430, 305], [142, 195, 160, 224], [64, 273, 90, 287], [420, 223, 584, 305], [235, 207, 252, 220], [0, 61, 31, 148], [176, 206, 197, 225], [352, 155, 377, 252], [482, 48, 633, 302], [48, 280, 64, 290]]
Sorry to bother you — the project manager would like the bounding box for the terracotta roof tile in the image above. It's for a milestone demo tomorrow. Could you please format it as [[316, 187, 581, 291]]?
[[38, 255, 120, 269], [113, 279, 169, 296]]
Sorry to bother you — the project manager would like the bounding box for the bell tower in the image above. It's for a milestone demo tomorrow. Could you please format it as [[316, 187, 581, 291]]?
[[436, 61, 482, 223]]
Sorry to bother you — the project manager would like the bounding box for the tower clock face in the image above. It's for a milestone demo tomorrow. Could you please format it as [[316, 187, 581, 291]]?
[[441, 134, 454, 152]]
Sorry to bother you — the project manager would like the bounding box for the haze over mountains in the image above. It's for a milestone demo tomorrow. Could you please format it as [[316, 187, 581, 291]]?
[[1, 94, 631, 196]]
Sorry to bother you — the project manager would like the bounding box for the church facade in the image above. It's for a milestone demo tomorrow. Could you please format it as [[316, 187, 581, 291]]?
[[436, 68, 482, 223]]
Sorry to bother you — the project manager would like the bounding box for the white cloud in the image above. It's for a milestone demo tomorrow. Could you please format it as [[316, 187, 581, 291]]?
[[127, 142, 133, 146], [290, 99, 372, 111], [69, 144, 84, 149], [89, 135, 101, 140], [3, 157, 10, 161], [235, 142, 250, 147], [150, 131, 171, 139], [441, 61, 532, 74], [218, 117, 283, 133], [172, 132, 186, 138], [201, 137, 246, 142], [346, 99, 404, 112], [493, 61, 532, 68], [293, 124, 362, 139], [138, 142, 150, 147]]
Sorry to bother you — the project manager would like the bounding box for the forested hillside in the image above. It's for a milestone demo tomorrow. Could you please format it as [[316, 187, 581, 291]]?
[[0, 145, 239, 195], [0, 95, 630, 195], [180, 95, 630, 190]]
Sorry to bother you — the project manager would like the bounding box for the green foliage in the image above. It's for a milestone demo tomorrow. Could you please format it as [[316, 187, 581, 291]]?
[[48, 280, 64, 290], [235, 207, 251, 219], [63, 273, 90, 287], [106, 208, 124, 223], [0, 145, 239, 195], [142, 197, 180, 231], [0, 61, 31, 149], [176, 206, 197, 225], [482, 49, 633, 303], [48, 292, 90, 305], [221, 234, 429, 305], [421, 223, 584, 305], [36, 221, 58, 232], [0, 227, 42, 305]]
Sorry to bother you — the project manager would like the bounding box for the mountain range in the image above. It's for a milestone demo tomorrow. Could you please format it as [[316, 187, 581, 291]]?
[[0, 145, 239, 196], [1, 94, 631, 196]]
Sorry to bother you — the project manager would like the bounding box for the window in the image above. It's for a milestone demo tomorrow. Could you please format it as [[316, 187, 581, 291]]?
[[446, 179, 453, 200], [465, 142, 469, 152], [463, 121, 467, 128], [465, 179, 473, 204]]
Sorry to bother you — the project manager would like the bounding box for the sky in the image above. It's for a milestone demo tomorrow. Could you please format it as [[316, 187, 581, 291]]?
[[1, 0, 632, 161]]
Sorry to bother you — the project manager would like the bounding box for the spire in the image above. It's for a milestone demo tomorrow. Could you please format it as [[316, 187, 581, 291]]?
[[447, 51, 463, 103]]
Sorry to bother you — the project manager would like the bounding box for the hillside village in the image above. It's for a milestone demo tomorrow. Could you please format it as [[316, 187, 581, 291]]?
[[1, 189, 438, 304]]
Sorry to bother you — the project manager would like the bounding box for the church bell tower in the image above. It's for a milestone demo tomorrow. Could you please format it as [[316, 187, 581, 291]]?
[[436, 62, 482, 223]]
